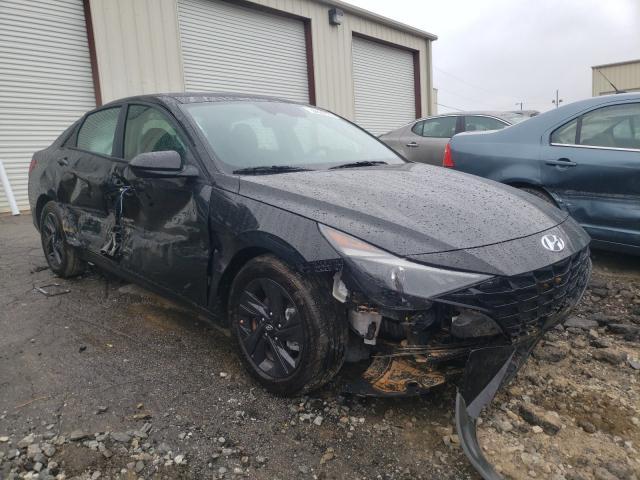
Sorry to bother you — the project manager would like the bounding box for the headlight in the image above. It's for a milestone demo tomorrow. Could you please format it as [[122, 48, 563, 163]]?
[[319, 224, 492, 305]]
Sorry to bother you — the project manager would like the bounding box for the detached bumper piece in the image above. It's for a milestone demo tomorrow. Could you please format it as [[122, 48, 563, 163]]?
[[454, 338, 541, 480]]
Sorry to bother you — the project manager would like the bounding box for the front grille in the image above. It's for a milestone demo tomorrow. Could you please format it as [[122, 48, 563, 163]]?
[[438, 248, 591, 339]]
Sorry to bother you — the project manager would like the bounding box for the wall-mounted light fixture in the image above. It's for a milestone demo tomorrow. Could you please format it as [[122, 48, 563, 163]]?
[[328, 7, 344, 26]]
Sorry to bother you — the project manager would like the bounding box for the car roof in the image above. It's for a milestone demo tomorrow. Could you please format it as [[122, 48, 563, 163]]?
[[417, 111, 518, 119], [503, 92, 640, 132], [102, 92, 301, 107]]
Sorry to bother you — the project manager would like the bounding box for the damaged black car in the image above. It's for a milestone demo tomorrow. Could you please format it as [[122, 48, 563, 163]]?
[[29, 93, 591, 479]]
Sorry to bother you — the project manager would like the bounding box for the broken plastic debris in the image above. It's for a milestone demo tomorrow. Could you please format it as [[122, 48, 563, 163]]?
[[35, 283, 70, 297]]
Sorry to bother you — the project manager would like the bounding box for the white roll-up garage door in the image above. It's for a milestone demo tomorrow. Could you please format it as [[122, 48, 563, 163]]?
[[178, 0, 310, 103], [0, 0, 96, 213], [352, 36, 416, 136]]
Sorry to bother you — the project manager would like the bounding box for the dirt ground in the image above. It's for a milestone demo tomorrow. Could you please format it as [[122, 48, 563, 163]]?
[[1, 214, 639, 480]]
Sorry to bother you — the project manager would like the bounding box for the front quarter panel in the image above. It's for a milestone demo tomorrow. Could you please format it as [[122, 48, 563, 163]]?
[[207, 185, 340, 309]]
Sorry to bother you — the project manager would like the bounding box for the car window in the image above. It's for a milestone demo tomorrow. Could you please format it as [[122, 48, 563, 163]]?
[[411, 121, 424, 135], [579, 103, 640, 149], [76, 107, 121, 156], [124, 105, 187, 161], [464, 116, 508, 132], [551, 119, 578, 144], [420, 117, 457, 138]]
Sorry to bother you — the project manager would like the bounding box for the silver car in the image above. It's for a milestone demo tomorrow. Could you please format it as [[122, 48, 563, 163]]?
[[379, 111, 529, 165]]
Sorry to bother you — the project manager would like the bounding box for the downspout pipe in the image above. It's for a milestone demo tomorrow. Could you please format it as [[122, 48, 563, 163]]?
[[0, 160, 20, 215]]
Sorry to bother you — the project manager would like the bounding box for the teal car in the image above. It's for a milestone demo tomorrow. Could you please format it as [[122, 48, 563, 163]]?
[[446, 93, 640, 255]]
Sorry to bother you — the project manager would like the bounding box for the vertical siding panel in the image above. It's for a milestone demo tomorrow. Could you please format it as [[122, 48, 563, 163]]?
[[163, 0, 185, 90], [592, 61, 640, 96], [91, 0, 184, 102], [133, 0, 153, 93]]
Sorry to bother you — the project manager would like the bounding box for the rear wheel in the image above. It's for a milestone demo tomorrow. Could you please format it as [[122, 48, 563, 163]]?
[[39, 201, 85, 277], [228, 255, 347, 396]]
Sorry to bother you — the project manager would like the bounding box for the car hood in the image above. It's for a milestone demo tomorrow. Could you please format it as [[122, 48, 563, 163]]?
[[237, 163, 568, 256]]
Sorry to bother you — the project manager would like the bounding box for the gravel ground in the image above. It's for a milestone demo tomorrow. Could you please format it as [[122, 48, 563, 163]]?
[[1, 214, 639, 480]]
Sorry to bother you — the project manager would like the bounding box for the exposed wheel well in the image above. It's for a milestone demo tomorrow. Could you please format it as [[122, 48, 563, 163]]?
[[216, 247, 271, 313], [34, 195, 53, 229]]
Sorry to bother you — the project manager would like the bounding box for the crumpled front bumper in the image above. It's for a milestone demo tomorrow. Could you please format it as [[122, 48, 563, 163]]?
[[342, 250, 592, 479]]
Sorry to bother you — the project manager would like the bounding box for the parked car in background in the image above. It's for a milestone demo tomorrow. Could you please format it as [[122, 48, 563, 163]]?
[[446, 93, 640, 255], [379, 111, 528, 165]]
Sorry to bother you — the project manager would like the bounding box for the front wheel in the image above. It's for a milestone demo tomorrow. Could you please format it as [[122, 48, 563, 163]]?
[[39, 201, 86, 278], [228, 255, 347, 396]]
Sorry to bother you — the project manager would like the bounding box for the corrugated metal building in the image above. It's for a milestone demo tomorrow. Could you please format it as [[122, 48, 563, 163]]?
[[592, 59, 640, 96], [0, 0, 436, 213]]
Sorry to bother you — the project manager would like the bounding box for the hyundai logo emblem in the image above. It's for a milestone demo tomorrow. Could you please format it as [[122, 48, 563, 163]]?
[[541, 234, 565, 252]]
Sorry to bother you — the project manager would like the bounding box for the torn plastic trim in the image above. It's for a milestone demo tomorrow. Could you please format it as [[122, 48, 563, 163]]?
[[455, 347, 516, 480], [456, 393, 503, 480], [455, 339, 542, 480], [332, 270, 349, 303]]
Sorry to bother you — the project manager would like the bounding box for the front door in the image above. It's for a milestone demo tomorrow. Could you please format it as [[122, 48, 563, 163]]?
[[118, 103, 211, 306], [541, 101, 640, 248]]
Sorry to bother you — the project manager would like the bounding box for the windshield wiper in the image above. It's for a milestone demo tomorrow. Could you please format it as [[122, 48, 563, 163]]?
[[329, 160, 388, 169], [232, 165, 311, 175]]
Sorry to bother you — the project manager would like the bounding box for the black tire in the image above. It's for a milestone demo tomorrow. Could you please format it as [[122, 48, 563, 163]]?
[[39, 201, 86, 278], [228, 254, 347, 396], [519, 187, 557, 206]]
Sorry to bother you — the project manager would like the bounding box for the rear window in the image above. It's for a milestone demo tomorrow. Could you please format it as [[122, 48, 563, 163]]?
[[551, 103, 640, 149], [76, 107, 121, 156]]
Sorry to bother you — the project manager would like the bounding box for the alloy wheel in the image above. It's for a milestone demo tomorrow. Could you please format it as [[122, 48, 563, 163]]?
[[236, 278, 304, 379], [42, 212, 64, 270]]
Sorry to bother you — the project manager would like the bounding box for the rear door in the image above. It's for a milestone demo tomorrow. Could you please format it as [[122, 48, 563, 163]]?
[[403, 115, 460, 165], [541, 101, 640, 248], [63, 105, 124, 252]]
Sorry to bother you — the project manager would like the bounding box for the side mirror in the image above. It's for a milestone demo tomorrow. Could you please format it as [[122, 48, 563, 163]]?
[[129, 151, 198, 178]]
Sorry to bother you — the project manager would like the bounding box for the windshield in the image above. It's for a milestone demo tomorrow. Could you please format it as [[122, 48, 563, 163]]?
[[182, 101, 404, 172]]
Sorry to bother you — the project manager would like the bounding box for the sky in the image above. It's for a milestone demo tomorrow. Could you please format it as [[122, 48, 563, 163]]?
[[346, 0, 640, 113]]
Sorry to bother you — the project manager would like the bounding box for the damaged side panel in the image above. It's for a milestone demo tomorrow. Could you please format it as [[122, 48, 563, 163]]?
[[118, 173, 212, 306], [55, 147, 115, 252]]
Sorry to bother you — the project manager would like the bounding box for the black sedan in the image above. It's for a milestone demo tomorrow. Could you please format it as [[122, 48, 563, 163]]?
[[29, 93, 591, 479], [445, 93, 640, 255]]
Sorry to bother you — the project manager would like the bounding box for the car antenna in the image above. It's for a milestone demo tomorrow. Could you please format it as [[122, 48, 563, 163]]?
[[596, 68, 626, 94]]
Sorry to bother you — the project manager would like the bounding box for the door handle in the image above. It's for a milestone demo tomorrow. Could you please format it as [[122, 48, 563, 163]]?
[[406, 142, 419, 148], [57, 157, 68, 167], [545, 158, 576, 167]]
